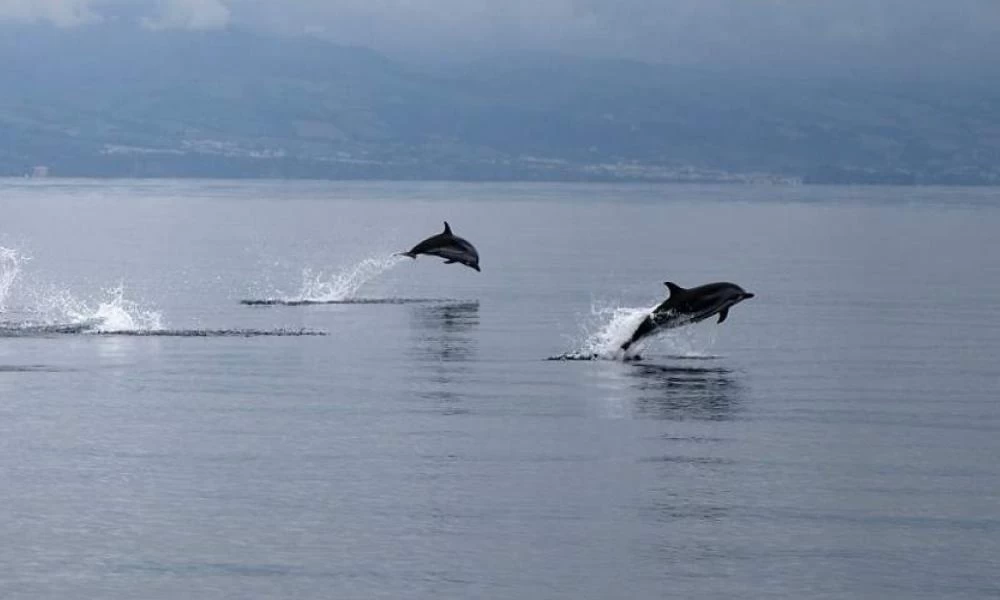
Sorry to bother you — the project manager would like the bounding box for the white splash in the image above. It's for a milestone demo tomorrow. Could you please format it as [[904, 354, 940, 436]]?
[[288, 254, 406, 303], [86, 284, 164, 332], [571, 303, 652, 360], [559, 301, 720, 361], [0, 247, 26, 311], [0, 250, 164, 334], [38, 283, 163, 333]]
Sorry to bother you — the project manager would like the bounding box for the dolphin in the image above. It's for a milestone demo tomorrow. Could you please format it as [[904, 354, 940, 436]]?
[[621, 281, 754, 352], [399, 221, 481, 272]]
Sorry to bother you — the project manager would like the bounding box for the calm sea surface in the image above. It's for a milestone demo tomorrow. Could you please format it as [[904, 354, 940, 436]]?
[[1, 180, 998, 599]]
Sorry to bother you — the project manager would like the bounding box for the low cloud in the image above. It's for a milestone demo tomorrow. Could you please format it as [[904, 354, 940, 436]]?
[[2, 0, 999, 73], [0, 0, 100, 26], [0, 0, 229, 30], [226, 0, 1000, 72], [142, 0, 229, 30]]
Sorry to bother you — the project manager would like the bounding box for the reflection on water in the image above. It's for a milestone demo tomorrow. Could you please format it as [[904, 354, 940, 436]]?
[[646, 494, 730, 523], [595, 360, 743, 421], [408, 301, 480, 363], [629, 362, 742, 421], [627, 362, 741, 539], [407, 302, 480, 415]]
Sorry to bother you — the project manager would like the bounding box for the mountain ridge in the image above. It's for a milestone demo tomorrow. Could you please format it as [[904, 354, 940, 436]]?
[[2, 24, 998, 184]]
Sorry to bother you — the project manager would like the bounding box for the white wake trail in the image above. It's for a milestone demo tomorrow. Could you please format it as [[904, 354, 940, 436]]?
[[243, 254, 410, 305], [293, 255, 407, 303]]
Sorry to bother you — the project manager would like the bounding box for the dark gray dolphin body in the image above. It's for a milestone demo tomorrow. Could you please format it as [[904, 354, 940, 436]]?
[[399, 222, 481, 272], [621, 281, 754, 352]]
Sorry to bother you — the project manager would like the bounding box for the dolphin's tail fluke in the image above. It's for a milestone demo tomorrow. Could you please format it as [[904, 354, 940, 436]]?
[[395, 251, 417, 259]]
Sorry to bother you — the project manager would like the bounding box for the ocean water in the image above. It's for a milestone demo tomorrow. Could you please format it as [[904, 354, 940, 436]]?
[[1, 179, 998, 599]]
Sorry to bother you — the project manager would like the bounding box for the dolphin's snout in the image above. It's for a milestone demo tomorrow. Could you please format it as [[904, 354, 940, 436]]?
[[743, 292, 755, 300]]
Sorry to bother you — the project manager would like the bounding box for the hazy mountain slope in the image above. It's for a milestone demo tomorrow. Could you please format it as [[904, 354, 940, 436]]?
[[1, 24, 998, 183]]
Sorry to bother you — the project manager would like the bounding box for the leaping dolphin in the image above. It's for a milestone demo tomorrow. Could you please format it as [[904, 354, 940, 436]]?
[[621, 281, 754, 352], [399, 221, 481, 272]]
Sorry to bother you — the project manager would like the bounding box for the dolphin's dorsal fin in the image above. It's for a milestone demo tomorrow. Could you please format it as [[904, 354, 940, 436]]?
[[442, 221, 452, 235], [663, 282, 685, 298]]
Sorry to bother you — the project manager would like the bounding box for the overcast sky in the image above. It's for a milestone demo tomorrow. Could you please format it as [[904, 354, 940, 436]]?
[[2, 0, 998, 73]]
